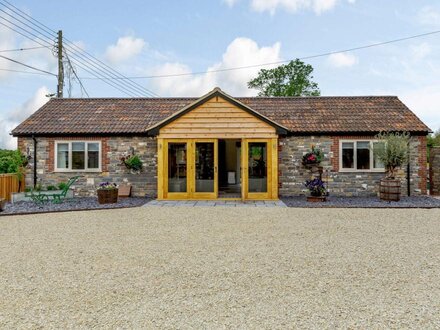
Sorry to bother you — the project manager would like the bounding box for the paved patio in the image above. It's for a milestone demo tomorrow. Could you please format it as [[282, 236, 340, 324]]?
[[144, 199, 287, 207]]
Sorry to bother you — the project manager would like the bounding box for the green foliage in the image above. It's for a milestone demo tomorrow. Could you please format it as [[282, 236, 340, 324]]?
[[374, 132, 410, 179], [123, 155, 143, 171], [248, 59, 321, 97], [34, 183, 43, 192], [24, 187, 31, 193], [0, 149, 27, 177], [427, 130, 440, 161], [47, 185, 57, 191], [427, 130, 440, 148], [58, 182, 68, 190], [302, 146, 323, 165]]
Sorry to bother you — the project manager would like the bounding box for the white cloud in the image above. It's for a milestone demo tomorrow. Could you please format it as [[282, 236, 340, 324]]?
[[0, 86, 49, 149], [105, 36, 146, 64], [151, 37, 282, 97], [400, 85, 440, 133], [223, 0, 238, 7], [418, 6, 440, 27], [328, 52, 358, 67], [0, 19, 57, 81], [410, 42, 432, 61], [247, 0, 356, 14]]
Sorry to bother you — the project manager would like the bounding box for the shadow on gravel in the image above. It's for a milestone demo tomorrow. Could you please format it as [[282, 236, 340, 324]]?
[[0, 197, 151, 216], [281, 196, 440, 208]]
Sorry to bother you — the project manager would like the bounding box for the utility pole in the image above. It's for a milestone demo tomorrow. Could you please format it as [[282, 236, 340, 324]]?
[[57, 30, 64, 98]]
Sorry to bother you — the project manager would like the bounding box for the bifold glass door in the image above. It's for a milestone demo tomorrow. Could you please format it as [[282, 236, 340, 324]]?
[[164, 139, 217, 199], [193, 140, 217, 198], [242, 138, 277, 200], [167, 142, 188, 197]]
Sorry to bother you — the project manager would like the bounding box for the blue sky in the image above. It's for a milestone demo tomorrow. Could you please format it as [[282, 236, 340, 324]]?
[[1, 0, 439, 148]]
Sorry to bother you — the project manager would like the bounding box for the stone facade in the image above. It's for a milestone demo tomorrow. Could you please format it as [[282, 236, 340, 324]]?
[[430, 147, 440, 195], [18, 134, 427, 198], [18, 136, 157, 197], [278, 135, 427, 197]]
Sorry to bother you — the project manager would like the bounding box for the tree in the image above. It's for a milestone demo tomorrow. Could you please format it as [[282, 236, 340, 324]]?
[[427, 130, 440, 149], [374, 132, 410, 179], [427, 129, 440, 161], [248, 59, 320, 97]]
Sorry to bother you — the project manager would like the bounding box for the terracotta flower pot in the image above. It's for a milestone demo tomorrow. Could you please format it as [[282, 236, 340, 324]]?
[[97, 189, 118, 204]]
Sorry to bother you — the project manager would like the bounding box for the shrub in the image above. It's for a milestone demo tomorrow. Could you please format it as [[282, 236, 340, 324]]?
[[58, 182, 68, 190], [121, 154, 143, 171], [0, 149, 28, 176], [374, 132, 410, 179], [47, 185, 57, 191], [34, 183, 42, 192]]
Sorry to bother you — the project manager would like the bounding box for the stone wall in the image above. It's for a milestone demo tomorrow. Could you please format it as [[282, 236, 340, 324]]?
[[430, 147, 440, 195], [278, 135, 427, 197], [18, 136, 157, 197], [17, 134, 427, 198]]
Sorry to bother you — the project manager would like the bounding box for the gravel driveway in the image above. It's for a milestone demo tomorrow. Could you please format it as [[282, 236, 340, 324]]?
[[1, 207, 439, 328]]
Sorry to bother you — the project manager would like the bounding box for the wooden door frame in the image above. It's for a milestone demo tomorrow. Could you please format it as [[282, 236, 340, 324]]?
[[192, 139, 218, 199], [158, 138, 218, 200], [242, 138, 278, 200], [158, 137, 278, 200]]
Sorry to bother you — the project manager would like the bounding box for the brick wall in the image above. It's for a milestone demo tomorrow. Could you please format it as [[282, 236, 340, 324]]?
[[18, 135, 157, 197]]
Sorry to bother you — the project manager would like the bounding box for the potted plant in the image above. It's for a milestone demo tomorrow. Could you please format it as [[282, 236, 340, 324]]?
[[305, 178, 327, 202], [120, 154, 143, 172], [302, 146, 323, 167], [97, 182, 119, 204], [374, 131, 410, 201]]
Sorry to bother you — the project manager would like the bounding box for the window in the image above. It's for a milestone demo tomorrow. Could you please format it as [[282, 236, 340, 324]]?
[[339, 140, 384, 172], [55, 141, 101, 172]]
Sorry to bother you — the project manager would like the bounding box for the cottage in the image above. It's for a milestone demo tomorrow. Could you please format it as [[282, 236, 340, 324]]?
[[12, 87, 430, 200]]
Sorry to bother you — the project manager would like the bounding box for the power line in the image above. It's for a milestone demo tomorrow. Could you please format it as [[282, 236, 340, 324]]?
[[64, 41, 160, 97], [0, 13, 55, 48], [0, 46, 47, 53], [64, 50, 90, 97], [0, 0, 159, 97], [0, 20, 53, 49], [80, 29, 440, 80], [0, 54, 57, 76], [67, 57, 139, 97], [0, 67, 53, 75]]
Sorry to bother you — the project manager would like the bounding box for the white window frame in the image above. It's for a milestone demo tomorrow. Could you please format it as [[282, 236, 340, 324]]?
[[339, 140, 385, 173], [54, 141, 102, 172]]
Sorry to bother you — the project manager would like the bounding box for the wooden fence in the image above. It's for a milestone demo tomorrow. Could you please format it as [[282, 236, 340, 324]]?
[[0, 174, 25, 201]]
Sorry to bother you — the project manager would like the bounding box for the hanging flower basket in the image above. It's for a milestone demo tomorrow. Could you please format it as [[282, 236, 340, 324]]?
[[302, 146, 323, 167]]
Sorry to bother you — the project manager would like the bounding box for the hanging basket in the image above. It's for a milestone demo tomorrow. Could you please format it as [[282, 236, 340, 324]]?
[[97, 189, 118, 204]]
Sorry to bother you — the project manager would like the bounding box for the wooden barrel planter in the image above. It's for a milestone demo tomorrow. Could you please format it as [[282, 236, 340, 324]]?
[[379, 178, 401, 201], [97, 189, 118, 204]]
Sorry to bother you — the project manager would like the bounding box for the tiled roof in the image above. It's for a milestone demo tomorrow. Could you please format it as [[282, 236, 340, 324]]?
[[11, 95, 430, 136]]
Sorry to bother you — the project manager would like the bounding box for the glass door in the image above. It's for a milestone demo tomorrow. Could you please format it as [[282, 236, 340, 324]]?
[[192, 140, 217, 199], [242, 139, 277, 200], [166, 141, 188, 199]]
